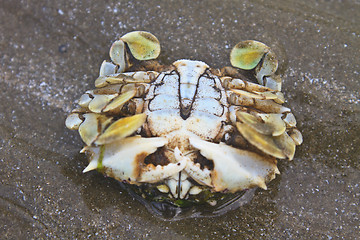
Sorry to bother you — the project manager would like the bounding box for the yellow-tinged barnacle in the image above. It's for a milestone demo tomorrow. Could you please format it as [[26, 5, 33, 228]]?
[[236, 112, 286, 136], [230, 40, 270, 70], [273, 132, 296, 160], [289, 128, 303, 145], [273, 91, 285, 104], [157, 184, 170, 193], [94, 76, 108, 88], [88, 94, 118, 113], [120, 83, 136, 93], [78, 113, 106, 146], [189, 186, 203, 195], [120, 31, 160, 61], [95, 113, 146, 145], [283, 112, 297, 128], [102, 90, 136, 112], [253, 98, 290, 113], [236, 122, 286, 159], [257, 113, 287, 136]]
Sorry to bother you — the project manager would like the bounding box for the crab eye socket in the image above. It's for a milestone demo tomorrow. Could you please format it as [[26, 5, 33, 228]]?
[[230, 40, 270, 70], [121, 31, 161, 61]]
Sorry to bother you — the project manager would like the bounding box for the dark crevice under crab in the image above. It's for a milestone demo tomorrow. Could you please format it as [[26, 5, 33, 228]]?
[[66, 31, 302, 207]]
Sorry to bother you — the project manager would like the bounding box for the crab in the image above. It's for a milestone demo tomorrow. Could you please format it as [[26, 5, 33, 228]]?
[[65, 31, 302, 206]]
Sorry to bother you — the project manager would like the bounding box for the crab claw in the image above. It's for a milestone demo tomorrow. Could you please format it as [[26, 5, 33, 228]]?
[[230, 40, 281, 91], [110, 31, 161, 72], [83, 136, 168, 183], [189, 137, 279, 192], [138, 153, 187, 183], [121, 31, 161, 61], [230, 40, 270, 70], [180, 149, 212, 187], [254, 49, 278, 85]]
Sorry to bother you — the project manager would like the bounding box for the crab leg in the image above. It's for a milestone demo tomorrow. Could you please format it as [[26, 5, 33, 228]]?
[[228, 91, 290, 113], [94, 113, 146, 145], [83, 136, 188, 184], [139, 159, 187, 184], [221, 76, 285, 105], [95, 71, 159, 88], [189, 137, 279, 192], [109, 31, 161, 72], [83, 136, 168, 183], [235, 111, 300, 160], [65, 71, 155, 142], [229, 40, 281, 91], [66, 92, 144, 143], [221, 77, 273, 92]]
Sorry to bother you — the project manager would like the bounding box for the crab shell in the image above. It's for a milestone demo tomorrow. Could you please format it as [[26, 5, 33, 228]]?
[[66, 31, 302, 200]]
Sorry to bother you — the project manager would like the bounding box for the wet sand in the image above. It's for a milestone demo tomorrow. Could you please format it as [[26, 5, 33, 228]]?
[[1, 0, 359, 239]]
